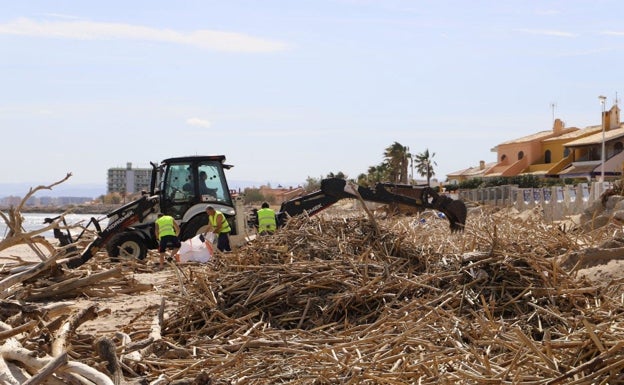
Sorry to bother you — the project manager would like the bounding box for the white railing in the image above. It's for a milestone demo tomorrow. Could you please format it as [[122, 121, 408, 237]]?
[[457, 182, 613, 221]]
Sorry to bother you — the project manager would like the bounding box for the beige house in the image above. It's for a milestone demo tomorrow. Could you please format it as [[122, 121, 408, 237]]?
[[485, 119, 579, 178], [447, 161, 496, 185], [447, 103, 624, 182], [559, 104, 624, 180]]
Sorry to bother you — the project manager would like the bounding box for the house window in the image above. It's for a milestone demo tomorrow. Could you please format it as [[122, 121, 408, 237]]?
[[518, 151, 524, 160], [615, 142, 623, 154], [564, 148, 571, 157], [544, 150, 551, 164], [501, 154, 507, 162]]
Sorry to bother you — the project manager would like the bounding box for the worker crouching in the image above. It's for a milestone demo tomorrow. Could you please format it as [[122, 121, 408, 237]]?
[[256, 202, 277, 236], [206, 206, 231, 252]]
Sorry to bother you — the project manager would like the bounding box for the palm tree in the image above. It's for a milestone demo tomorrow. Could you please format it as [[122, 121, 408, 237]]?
[[414, 148, 436, 186], [367, 163, 388, 184], [383, 142, 410, 183], [356, 173, 368, 186]]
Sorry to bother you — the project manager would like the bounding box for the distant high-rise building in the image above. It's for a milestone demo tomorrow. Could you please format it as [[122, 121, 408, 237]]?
[[107, 162, 151, 194]]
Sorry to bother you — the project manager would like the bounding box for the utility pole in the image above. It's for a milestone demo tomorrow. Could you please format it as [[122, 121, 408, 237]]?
[[599, 95, 607, 182]]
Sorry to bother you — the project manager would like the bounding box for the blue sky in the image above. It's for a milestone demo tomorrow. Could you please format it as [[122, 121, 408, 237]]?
[[1, 0, 623, 190]]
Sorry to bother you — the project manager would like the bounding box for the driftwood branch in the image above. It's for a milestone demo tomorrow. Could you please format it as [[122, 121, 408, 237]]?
[[23, 266, 123, 301], [52, 304, 99, 357], [0, 338, 114, 385], [15, 173, 73, 214], [21, 352, 68, 385], [0, 251, 64, 299], [96, 337, 122, 385], [0, 173, 72, 242]]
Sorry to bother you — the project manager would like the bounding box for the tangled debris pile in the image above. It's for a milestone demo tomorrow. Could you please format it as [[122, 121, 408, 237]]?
[[1, 203, 624, 384], [155, 211, 624, 384]]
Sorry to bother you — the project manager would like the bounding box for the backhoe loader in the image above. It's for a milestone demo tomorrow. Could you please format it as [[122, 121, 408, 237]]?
[[53, 157, 466, 268]]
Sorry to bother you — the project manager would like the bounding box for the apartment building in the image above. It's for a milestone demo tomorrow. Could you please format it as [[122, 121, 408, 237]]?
[[107, 162, 151, 194]]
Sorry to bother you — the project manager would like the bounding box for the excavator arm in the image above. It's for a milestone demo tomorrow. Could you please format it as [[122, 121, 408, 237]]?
[[278, 178, 467, 232], [63, 195, 160, 268]]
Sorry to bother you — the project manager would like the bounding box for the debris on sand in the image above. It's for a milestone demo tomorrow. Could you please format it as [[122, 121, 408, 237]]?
[[2, 203, 624, 384]]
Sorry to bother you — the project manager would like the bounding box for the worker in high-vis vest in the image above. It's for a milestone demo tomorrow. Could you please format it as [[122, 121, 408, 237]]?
[[206, 206, 231, 252], [256, 202, 277, 236], [155, 213, 181, 269]]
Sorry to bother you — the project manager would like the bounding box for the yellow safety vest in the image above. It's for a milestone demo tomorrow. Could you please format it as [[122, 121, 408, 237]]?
[[156, 215, 176, 239], [257, 208, 277, 232], [209, 210, 231, 234]]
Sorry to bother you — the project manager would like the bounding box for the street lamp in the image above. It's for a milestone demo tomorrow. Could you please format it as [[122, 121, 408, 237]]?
[[599, 95, 607, 182]]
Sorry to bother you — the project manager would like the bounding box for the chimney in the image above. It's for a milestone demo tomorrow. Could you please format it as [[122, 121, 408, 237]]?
[[479, 160, 485, 170], [608, 104, 621, 130], [126, 162, 132, 170], [553, 118, 564, 135]]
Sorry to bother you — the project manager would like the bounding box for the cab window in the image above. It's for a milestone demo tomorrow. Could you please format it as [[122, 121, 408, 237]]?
[[198, 162, 231, 204]]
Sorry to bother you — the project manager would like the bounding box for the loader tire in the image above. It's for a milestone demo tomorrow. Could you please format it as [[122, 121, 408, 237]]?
[[107, 233, 147, 261], [181, 216, 209, 241]]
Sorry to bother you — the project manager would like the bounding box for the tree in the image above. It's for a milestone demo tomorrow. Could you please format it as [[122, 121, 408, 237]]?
[[303, 176, 321, 192], [383, 142, 410, 183], [326, 171, 348, 179], [243, 188, 266, 204], [366, 164, 388, 185], [414, 148, 437, 186]]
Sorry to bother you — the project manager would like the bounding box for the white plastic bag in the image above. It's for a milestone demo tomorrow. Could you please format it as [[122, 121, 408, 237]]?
[[176, 234, 213, 263]]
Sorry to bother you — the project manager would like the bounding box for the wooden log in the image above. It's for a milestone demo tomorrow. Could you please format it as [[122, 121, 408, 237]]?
[[21, 352, 68, 385], [138, 299, 165, 358], [61, 361, 116, 385], [23, 267, 123, 301], [0, 319, 38, 341], [0, 338, 114, 385], [51, 304, 99, 357], [95, 337, 122, 385], [0, 356, 20, 385], [0, 251, 64, 299]]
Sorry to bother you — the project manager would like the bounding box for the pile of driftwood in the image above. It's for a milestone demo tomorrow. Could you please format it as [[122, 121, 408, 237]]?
[[0, 176, 160, 385], [152, 210, 624, 384], [0, 263, 157, 385], [2, 190, 624, 383]]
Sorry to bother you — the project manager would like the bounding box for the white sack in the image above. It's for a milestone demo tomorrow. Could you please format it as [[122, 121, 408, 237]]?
[[176, 234, 214, 263]]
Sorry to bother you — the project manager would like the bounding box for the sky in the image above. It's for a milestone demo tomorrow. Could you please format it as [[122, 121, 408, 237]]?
[[1, 0, 623, 192]]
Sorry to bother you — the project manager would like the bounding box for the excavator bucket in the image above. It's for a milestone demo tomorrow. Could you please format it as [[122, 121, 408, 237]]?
[[438, 198, 467, 232], [381, 183, 467, 232], [317, 178, 467, 232]]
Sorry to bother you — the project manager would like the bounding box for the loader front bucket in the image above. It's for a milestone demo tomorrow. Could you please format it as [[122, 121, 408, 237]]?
[[439, 199, 467, 232]]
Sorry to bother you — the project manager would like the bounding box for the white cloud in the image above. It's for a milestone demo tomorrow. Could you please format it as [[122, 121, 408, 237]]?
[[0, 18, 290, 53], [186, 118, 211, 128], [601, 31, 624, 36], [515, 28, 577, 38]]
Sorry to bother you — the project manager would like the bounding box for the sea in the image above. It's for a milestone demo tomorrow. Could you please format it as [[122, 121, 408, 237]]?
[[0, 212, 110, 240]]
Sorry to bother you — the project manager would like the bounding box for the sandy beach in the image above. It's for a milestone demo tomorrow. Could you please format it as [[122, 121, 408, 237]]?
[[0, 241, 174, 336]]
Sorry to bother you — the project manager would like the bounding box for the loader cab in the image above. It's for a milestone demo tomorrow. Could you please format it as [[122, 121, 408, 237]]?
[[158, 156, 233, 221]]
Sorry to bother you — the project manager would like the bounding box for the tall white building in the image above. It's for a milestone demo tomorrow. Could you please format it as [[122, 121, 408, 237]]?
[[107, 162, 151, 194]]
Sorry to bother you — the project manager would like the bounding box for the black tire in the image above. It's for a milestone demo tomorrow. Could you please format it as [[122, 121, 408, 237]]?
[[181, 215, 209, 241], [106, 232, 148, 261]]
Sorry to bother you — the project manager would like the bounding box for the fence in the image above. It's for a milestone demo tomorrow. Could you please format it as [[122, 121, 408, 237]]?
[[457, 182, 613, 222]]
